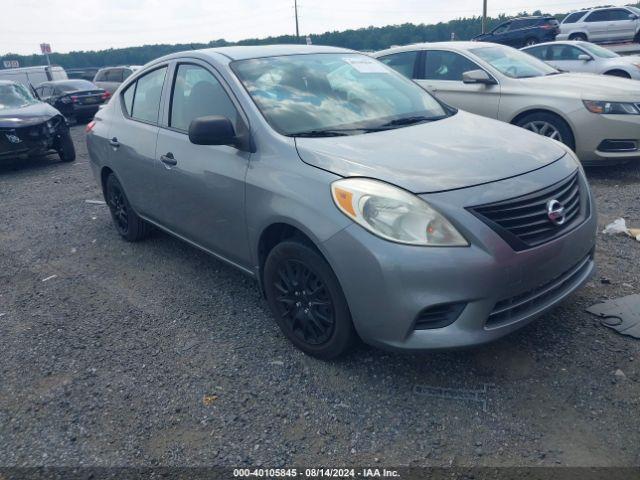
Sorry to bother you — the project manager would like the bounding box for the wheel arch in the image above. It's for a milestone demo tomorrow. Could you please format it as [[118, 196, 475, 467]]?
[[256, 221, 328, 295], [510, 108, 576, 149], [603, 69, 631, 78], [100, 166, 115, 200]]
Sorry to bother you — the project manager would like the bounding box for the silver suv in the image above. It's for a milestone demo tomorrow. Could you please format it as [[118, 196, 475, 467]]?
[[558, 6, 640, 43], [86, 45, 596, 359]]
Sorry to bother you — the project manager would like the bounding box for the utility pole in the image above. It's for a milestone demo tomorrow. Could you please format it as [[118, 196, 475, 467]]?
[[482, 0, 488, 34], [294, 0, 300, 41]]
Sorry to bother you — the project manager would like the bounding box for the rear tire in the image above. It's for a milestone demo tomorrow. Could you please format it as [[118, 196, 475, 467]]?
[[515, 112, 575, 151], [105, 174, 150, 242], [56, 130, 76, 162], [569, 33, 587, 42], [263, 240, 356, 359], [604, 70, 631, 78]]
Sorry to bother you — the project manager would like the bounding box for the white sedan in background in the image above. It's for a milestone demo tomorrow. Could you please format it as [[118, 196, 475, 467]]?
[[522, 41, 640, 79], [374, 42, 640, 166]]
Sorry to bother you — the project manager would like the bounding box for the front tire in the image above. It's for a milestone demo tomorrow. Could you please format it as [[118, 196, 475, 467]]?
[[515, 112, 575, 151], [524, 37, 538, 47], [56, 130, 76, 162], [105, 174, 150, 242], [263, 240, 356, 359]]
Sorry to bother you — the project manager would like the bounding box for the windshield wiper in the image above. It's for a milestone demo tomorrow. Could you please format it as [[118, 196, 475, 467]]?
[[292, 129, 351, 137], [379, 115, 446, 128], [292, 127, 384, 137]]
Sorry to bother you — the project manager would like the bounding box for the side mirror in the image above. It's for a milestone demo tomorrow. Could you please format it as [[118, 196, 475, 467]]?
[[629, 13, 638, 20], [188, 115, 237, 147], [578, 54, 592, 62], [462, 69, 497, 85]]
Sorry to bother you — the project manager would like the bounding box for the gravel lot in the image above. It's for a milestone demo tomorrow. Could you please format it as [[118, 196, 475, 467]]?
[[1, 125, 639, 468]]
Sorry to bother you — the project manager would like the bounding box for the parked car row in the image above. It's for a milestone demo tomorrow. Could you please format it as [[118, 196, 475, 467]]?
[[376, 42, 640, 166], [87, 45, 598, 359], [473, 6, 640, 48]]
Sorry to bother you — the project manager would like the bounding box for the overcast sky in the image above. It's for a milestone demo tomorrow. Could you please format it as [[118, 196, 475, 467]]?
[[1, 0, 634, 55]]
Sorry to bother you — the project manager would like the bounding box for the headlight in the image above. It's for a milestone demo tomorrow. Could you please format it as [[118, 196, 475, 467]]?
[[331, 178, 468, 246], [583, 100, 640, 115]]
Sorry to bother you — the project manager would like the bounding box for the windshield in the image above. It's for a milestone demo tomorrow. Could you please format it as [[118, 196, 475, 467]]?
[[579, 42, 620, 59], [232, 53, 449, 136], [0, 83, 38, 110], [471, 45, 559, 78]]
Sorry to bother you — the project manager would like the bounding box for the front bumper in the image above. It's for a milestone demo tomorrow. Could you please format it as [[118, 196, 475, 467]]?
[[321, 155, 597, 351], [571, 108, 640, 166], [0, 116, 68, 159]]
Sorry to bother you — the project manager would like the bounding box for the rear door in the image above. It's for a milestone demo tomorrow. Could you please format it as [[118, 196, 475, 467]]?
[[606, 8, 637, 41], [415, 49, 500, 118], [153, 60, 251, 264], [107, 65, 168, 218], [583, 9, 614, 42]]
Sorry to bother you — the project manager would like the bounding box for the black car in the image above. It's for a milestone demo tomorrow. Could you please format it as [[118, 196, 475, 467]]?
[[34, 79, 109, 122], [0, 80, 75, 162], [473, 16, 560, 48]]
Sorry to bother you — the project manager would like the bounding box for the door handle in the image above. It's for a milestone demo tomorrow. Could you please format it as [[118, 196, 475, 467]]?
[[160, 152, 177, 166], [109, 137, 119, 148]]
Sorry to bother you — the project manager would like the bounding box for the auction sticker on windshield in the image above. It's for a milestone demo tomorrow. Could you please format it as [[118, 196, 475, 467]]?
[[343, 57, 388, 73]]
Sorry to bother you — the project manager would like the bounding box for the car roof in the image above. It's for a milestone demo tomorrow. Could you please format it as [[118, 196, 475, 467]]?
[[0, 80, 19, 86], [375, 41, 496, 56], [522, 40, 586, 49], [38, 79, 96, 87], [512, 16, 554, 20], [152, 44, 355, 64]]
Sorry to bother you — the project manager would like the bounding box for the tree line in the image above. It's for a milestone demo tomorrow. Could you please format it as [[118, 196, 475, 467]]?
[[2, 5, 639, 70]]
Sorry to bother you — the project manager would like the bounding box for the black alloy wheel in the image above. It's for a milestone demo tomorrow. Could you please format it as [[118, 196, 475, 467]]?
[[273, 258, 335, 345]]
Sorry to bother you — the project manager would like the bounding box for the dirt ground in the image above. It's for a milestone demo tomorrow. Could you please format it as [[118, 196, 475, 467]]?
[[0, 125, 639, 467]]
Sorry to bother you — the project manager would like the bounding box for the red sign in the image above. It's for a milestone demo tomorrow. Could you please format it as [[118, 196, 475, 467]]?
[[40, 43, 52, 54]]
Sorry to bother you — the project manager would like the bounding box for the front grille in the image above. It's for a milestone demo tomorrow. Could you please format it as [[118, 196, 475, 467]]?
[[468, 171, 587, 251], [486, 254, 592, 328], [414, 302, 466, 330]]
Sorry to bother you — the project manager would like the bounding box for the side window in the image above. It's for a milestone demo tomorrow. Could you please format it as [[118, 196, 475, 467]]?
[[609, 9, 632, 21], [377, 51, 418, 79], [129, 67, 167, 123], [122, 83, 135, 115], [585, 10, 610, 22], [524, 46, 546, 60], [95, 70, 106, 82], [563, 11, 586, 24], [122, 69, 133, 81], [169, 63, 238, 132], [492, 22, 511, 34], [105, 69, 124, 82], [549, 45, 583, 61], [422, 51, 482, 81]]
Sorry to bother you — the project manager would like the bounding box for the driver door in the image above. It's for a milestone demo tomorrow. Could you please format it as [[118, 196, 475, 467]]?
[[415, 50, 500, 119]]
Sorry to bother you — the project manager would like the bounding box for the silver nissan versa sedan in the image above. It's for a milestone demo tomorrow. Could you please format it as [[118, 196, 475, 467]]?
[[86, 45, 597, 359]]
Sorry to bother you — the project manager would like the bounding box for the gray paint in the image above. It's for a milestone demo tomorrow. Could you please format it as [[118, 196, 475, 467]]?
[[86, 45, 597, 352]]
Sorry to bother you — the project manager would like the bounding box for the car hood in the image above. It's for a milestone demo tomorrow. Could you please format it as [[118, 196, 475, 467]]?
[[518, 72, 640, 100], [294, 111, 567, 194], [0, 102, 61, 128]]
